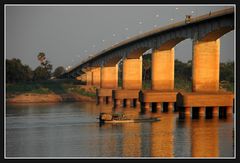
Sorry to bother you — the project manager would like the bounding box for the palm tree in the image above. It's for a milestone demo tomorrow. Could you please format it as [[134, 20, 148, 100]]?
[[37, 52, 46, 65]]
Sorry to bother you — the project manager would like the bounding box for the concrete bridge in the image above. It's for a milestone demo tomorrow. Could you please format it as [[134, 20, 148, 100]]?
[[61, 7, 234, 119]]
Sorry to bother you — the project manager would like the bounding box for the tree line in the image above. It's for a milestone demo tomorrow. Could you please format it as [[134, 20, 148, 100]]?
[[6, 52, 66, 83]]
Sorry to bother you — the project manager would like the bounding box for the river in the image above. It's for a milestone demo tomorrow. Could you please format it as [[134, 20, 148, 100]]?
[[6, 102, 234, 158]]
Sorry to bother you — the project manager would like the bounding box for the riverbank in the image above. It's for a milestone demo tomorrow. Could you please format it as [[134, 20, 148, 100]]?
[[6, 81, 97, 103], [6, 79, 233, 103], [7, 92, 95, 103]]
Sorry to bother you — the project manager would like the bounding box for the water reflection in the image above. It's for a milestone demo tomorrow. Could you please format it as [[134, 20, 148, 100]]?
[[150, 113, 175, 157], [191, 117, 219, 157], [6, 102, 234, 157], [122, 123, 141, 157]]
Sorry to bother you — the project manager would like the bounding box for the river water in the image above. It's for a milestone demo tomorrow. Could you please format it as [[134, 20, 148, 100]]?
[[6, 102, 234, 158]]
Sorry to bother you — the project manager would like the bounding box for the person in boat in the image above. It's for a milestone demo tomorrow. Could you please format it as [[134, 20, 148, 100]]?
[[99, 112, 128, 121]]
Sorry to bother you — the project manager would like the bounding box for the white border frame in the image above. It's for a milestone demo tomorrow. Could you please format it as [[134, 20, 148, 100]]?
[[4, 4, 237, 159]]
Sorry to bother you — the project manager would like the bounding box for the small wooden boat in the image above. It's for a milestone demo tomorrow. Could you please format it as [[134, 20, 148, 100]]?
[[99, 112, 160, 124]]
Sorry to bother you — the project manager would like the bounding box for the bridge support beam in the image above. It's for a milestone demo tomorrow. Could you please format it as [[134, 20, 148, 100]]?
[[76, 74, 86, 82], [92, 67, 101, 87], [86, 71, 93, 85], [76, 75, 82, 81], [192, 39, 220, 92], [139, 48, 176, 113], [112, 56, 142, 108], [122, 57, 142, 89], [177, 38, 233, 119], [101, 65, 118, 89], [152, 48, 174, 91], [96, 65, 118, 104]]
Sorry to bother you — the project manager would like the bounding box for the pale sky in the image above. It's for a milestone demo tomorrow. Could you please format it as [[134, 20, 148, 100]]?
[[6, 5, 234, 70]]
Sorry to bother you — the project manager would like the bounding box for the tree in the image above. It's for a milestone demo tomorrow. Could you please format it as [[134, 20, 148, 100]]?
[[6, 58, 33, 83], [53, 66, 66, 78], [22, 65, 33, 81], [220, 62, 234, 82], [33, 66, 49, 81], [36, 52, 52, 79], [37, 52, 46, 65], [142, 54, 151, 81], [174, 59, 192, 81]]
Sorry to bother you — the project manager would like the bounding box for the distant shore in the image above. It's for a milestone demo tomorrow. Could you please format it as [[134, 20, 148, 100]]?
[[7, 82, 97, 103], [6, 80, 233, 104], [7, 92, 95, 103]]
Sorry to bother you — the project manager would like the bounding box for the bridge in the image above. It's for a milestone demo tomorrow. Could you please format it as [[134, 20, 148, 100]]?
[[60, 7, 234, 118]]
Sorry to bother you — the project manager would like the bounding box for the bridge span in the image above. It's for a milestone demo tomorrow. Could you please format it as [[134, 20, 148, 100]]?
[[61, 7, 234, 119]]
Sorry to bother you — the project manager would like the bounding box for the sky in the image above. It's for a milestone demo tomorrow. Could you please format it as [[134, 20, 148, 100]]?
[[6, 5, 234, 70]]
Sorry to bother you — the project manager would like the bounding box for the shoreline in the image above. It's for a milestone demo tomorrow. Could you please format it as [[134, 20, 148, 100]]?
[[6, 92, 95, 104]]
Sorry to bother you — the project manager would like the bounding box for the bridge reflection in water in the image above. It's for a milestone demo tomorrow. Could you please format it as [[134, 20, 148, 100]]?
[[96, 103, 233, 157], [7, 102, 234, 157]]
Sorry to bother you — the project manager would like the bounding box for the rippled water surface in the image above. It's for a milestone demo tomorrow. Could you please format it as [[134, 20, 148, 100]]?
[[6, 102, 234, 158]]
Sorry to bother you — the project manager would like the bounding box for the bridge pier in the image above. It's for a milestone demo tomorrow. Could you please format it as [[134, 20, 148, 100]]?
[[177, 92, 234, 119], [92, 67, 101, 87], [192, 39, 220, 92], [139, 47, 177, 113], [113, 56, 142, 108], [212, 106, 219, 116], [152, 48, 174, 91], [122, 57, 142, 89], [177, 38, 234, 119], [86, 70, 93, 85], [156, 102, 162, 110], [139, 90, 178, 113], [199, 107, 205, 117], [113, 89, 140, 108], [96, 65, 118, 104], [76, 74, 86, 82]]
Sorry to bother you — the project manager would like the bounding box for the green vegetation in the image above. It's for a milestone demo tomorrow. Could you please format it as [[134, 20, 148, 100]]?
[[67, 86, 96, 98], [6, 58, 33, 83], [143, 80, 151, 89], [53, 66, 66, 78], [220, 62, 234, 92], [6, 80, 96, 98], [174, 60, 192, 92], [7, 53, 66, 83]]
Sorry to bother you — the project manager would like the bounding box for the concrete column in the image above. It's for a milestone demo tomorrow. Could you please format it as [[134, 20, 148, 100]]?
[[226, 106, 232, 115], [157, 103, 162, 112], [86, 71, 93, 85], [152, 48, 174, 90], [144, 102, 150, 110], [114, 99, 121, 108], [192, 39, 220, 92], [122, 57, 142, 89], [168, 102, 174, 112], [126, 99, 131, 107], [199, 107, 205, 117], [101, 65, 118, 88], [212, 107, 219, 116], [107, 96, 112, 103], [133, 99, 140, 107], [92, 67, 101, 86], [185, 107, 191, 116], [98, 97, 104, 104]]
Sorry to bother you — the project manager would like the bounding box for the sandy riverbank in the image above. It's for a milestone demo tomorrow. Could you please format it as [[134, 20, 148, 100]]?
[[7, 92, 95, 103]]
